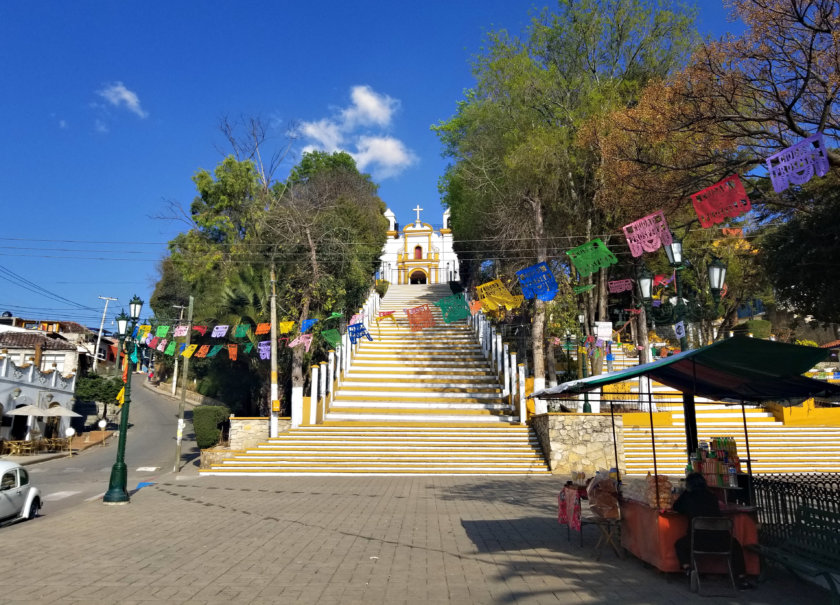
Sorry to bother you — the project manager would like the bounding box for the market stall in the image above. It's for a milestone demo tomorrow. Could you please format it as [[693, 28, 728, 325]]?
[[533, 336, 840, 573]]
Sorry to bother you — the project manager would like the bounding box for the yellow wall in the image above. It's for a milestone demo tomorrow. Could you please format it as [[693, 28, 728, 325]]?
[[620, 411, 674, 428], [767, 398, 840, 426]]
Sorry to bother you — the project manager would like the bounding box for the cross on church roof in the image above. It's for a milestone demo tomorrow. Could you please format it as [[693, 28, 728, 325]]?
[[413, 205, 423, 223]]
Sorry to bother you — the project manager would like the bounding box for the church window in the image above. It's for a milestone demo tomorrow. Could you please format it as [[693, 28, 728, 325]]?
[[414, 246, 423, 259]]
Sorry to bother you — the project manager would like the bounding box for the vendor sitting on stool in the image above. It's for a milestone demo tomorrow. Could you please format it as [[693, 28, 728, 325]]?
[[674, 472, 752, 589]]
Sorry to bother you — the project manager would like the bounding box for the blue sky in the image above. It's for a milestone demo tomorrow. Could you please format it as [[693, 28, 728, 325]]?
[[0, 1, 736, 328]]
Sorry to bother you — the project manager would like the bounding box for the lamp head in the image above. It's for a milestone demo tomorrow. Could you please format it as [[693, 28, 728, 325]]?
[[129, 295, 144, 321], [637, 265, 654, 303], [707, 257, 727, 302], [663, 232, 683, 266], [115, 309, 129, 337]]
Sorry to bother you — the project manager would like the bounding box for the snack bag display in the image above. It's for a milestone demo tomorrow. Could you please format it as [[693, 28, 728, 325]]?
[[587, 474, 620, 520]]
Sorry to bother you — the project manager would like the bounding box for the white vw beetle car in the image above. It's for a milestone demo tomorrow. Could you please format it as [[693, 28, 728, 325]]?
[[0, 460, 41, 524]]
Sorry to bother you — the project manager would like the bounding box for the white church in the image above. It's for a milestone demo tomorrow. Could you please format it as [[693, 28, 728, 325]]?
[[378, 206, 460, 285]]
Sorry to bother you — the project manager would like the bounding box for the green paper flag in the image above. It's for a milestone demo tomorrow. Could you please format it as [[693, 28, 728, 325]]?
[[322, 329, 342, 348], [566, 238, 618, 277], [243, 342, 253, 354], [164, 342, 176, 355]]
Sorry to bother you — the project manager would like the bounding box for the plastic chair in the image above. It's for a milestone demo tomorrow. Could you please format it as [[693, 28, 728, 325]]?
[[689, 516, 737, 595]]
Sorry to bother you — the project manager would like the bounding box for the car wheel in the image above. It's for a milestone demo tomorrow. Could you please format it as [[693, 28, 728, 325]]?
[[27, 499, 40, 520]]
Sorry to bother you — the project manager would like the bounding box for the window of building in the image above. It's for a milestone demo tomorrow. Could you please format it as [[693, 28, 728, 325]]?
[[414, 246, 423, 259]]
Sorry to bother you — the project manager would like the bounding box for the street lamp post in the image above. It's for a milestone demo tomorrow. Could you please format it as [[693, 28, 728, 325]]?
[[578, 312, 591, 413], [103, 295, 143, 505], [663, 233, 688, 352], [565, 331, 572, 377]]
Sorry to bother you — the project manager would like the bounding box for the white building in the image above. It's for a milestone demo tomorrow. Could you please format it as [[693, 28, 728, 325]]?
[[378, 206, 460, 285]]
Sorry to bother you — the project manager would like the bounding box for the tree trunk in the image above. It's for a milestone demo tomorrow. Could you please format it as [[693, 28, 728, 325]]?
[[637, 305, 651, 364], [291, 294, 311, 393], [546, 337, 558, 387], [531, 196, 547, 393]]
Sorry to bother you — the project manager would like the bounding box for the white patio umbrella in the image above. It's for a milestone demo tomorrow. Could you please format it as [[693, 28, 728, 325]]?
[[5, 404, 49, 417], [44, 406, 82, 418]]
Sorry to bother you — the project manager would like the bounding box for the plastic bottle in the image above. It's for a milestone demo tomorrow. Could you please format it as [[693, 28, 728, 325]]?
[[728, 465, 738, 488]]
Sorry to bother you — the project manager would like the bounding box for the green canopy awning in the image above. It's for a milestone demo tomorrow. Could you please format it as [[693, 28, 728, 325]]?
[[532, 336, 840, 403]]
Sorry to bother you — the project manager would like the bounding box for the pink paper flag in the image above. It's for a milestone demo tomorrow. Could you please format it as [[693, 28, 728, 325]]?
[[622, 211, 672, 257]]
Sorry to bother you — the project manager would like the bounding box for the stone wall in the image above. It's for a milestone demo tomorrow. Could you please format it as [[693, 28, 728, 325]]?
[[531, 413, 624, 476], [229, 416, 290, 450]]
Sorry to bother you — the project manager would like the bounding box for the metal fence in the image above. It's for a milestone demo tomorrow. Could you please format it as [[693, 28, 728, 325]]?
[[752, 473, 840, 546]]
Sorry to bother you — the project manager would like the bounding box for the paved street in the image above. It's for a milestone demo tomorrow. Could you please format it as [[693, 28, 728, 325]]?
[[2, 378, 198, 518], [0, 472, 830, 604]]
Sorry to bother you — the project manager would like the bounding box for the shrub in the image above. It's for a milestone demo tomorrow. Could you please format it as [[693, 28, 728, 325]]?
[[74, 374, 124, 403], [375, 279, 389, 298], [744, 319, 772, 339], [193, 405, 231, 449]]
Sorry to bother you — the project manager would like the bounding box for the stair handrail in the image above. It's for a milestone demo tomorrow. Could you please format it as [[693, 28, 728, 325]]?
[[464, 291, 526, 426]]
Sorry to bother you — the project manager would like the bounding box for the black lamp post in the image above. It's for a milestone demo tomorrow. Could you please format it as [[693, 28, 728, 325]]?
[[565, 331, 572, 377], [103, 295, 143, 505], [663, 233, 688, 351], [578, 312, 591, 413]]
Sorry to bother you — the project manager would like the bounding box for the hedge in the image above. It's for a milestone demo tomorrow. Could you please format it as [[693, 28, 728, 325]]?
[[193, 405, 231, 449]]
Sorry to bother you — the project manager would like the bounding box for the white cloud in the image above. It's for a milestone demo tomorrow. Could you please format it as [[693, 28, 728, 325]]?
[[341, 85, 398, 128], [94, 119, 109, 134], [298, 85, 416, 180], [58, 119, 67, 129], [353, 136, 417, 179], [299, 118, 343, 151], [97, 82, 148, 118]]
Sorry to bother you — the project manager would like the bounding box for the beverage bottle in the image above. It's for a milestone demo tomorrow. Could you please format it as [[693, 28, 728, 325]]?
[[728, 465, 738, 487]]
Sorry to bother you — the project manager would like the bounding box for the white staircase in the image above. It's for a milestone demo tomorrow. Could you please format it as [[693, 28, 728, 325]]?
[[202, 284, 549, 476]]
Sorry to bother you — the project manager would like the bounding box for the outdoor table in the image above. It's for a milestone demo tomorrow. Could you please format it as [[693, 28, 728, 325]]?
[[620, 499, 759, 574]]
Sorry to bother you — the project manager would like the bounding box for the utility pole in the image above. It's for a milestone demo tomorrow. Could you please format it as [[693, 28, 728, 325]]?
[[93, 296, 117, 374], [171, 304, 187, 396], [173, 296, 193, 472], [270, 265, 279, 437]]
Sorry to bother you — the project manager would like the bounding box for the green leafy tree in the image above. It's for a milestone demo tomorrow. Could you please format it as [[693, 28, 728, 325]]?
[[435, 0, 696, 383]]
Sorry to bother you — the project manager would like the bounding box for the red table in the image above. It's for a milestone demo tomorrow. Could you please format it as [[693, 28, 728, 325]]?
[[620, 499, 760, 574]]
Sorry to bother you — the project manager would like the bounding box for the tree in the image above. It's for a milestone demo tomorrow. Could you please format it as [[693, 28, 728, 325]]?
[[435, 0, 697, 383], [262, 154, 387, 401], [761, 173, 840, 323]]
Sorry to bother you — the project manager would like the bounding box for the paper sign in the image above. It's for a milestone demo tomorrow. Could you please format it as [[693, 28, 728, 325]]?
[[288, 334, 313, 352], [766, 132, 830, 193], [348, 323, 374, 344], [435, 293, 471, 323], [674, 321, 686, 339], [691, 175, 751, 228], [405, 304, 436, 331], [255, 322, 271, 335], [608, 279, 634, 294], [173, 325, 188, 337], [258, 340, 271, 360], [622, 211, 673, 257], [516, 262, 558, 302], [211, 325, 229, 338], [566, 238, 618, 277]]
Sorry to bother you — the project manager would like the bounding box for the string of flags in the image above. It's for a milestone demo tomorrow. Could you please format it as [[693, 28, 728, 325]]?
[[125, 134, 826, 364]]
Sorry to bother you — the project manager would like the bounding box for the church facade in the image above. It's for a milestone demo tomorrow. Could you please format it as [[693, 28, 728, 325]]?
[[378, 206, 460, 285]]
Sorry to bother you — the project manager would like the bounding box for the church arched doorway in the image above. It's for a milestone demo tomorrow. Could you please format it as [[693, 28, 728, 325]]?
[[409, 270, 427, 284]]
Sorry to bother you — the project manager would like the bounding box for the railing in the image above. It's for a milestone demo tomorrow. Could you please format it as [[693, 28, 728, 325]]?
[[464, 293, 526, 425], [752, 473, 840, 546], [302, 287, 380, 427]]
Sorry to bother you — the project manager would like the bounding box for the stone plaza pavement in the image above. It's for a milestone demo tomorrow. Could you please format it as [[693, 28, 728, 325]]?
[[0, 472, 830, 604]]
